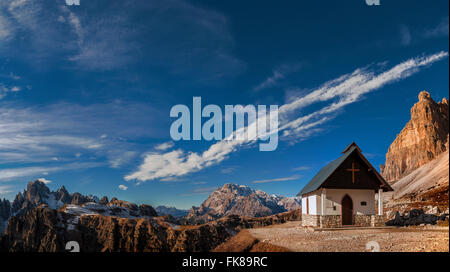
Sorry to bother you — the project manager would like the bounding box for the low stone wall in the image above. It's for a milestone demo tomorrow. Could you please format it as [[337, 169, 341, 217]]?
[[302, 214, 386, 228], [354, 215, 371, 227], [302, 214, 320, 227], [320, 215, 341, 228]]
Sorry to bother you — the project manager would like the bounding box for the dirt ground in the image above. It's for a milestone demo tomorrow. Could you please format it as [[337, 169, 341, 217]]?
[[247, 221, 449, 252]]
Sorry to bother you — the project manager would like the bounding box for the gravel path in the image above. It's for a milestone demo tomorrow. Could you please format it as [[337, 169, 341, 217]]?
[[248, 221, 449, 252]]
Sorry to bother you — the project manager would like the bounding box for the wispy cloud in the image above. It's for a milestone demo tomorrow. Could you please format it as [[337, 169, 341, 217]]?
[[155, 141, 175, 151], [0, 0, 244, 76], [253, 63, 301, 92], [291, 166, 311, 171], [125, 51, 448, 183], [251, 174, 300, 184], [118, 184, 128, 191], [424, 16, 449, 38], [0, 162, 103, 182], [220, 167, 237, 174], [0, 101, 167, 178], [400, 25, 412, 46], [179, 186, 218, 196], [399, 17, 449, 46], [0, 185, 13, 195]]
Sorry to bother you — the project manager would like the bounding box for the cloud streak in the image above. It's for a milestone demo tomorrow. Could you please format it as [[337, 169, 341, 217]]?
[[251, 175, 300, 184], [125, 51, 448, 183], [0, 162, 104, 182], [253, 64, 301, 92]]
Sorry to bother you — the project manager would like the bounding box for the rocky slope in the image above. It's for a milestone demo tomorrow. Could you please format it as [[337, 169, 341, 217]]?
[[384, 150, 448, 203], [383, 150, 449, 220], [0, 206, 301, 252], [184, 183, 301, 224], [381, 91, 449, 182]]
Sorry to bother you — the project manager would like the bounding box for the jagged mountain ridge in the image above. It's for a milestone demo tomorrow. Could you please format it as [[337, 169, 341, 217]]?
[[185, 183, 301, 224], [381, 91, 449, 182], [0, 180, 157, 233]]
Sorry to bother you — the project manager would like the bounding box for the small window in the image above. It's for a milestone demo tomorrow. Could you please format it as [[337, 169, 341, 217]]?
[[333, 206, 337, 211], [361, 201, 367, 206]]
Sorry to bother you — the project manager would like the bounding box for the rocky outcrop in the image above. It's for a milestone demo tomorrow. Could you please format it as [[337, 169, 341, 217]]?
[[0, 206, 301, 252], [184, 183, 301, 224], [381, 91, 449, 182], [1, 180, 157, 234], [386, 209, 448, 227], [0, 199, 11, 233], [10, 180, 98, 217]]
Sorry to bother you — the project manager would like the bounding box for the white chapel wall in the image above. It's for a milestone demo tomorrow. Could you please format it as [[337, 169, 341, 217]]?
[[302, 192, 319, 215], [319, 189, 375, 215]]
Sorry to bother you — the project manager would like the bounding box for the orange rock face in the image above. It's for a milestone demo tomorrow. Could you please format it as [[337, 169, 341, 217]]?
[[381, 91, 449, 182]]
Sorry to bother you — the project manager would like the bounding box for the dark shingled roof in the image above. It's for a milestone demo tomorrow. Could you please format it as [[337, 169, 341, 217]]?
[[297, 144, 393, 196], [297, 147, 356, 196]]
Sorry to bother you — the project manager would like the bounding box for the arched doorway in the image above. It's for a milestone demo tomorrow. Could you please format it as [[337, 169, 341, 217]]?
[[341, 195, 353, 226]]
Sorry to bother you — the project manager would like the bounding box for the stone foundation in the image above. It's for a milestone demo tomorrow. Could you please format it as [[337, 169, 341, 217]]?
[[354, 215, 371, 227], [320, 215, 342, 228], [302, 214, 320, 227], [302, 214, 386, 228]]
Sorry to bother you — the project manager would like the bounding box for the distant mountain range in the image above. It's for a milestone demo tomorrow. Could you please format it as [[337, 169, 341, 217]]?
[[155, 206, 189, 218], [184, 183, 301, 224], [0, 180, 301, 252]]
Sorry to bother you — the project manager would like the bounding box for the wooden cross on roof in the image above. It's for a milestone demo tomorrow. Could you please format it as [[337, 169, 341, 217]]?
[[346, 161, 360, 183]]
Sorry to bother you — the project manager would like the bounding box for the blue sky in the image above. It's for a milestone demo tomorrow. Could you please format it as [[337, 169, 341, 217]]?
[[0, 0, 448, 209]]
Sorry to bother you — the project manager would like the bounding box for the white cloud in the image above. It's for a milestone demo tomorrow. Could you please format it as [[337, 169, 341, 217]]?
[[37, 178, 51, 184], [0, 162, 103, 181], [0, 101, 166, 166], [109, 151, 137, 168], [1, 0, 244, 75], [252, 174, 300, 184], [179, 186, 218, 196], [400, 25, 412, 46], [0, 185, 13, 195], [253, 64, 301, 92], [292, 166, 311, 171], [118, 184, 128, 191], [154, 141, 175, 151], [125, 51, 448, 183], [0, 14, 12, 41], [424, 16, 449, 38]]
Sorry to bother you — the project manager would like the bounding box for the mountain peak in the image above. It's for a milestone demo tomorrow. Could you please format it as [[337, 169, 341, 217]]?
[[418, 90, 432, 102], [381, 91, 449, 182], [184, 183, 301, 224]]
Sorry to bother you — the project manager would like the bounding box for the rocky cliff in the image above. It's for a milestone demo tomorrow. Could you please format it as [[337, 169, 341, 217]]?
[[381, 91, 449, 182], [0, 206, 301, 252], [184, 183, 301, 224], [0, 180, 157, 234]]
